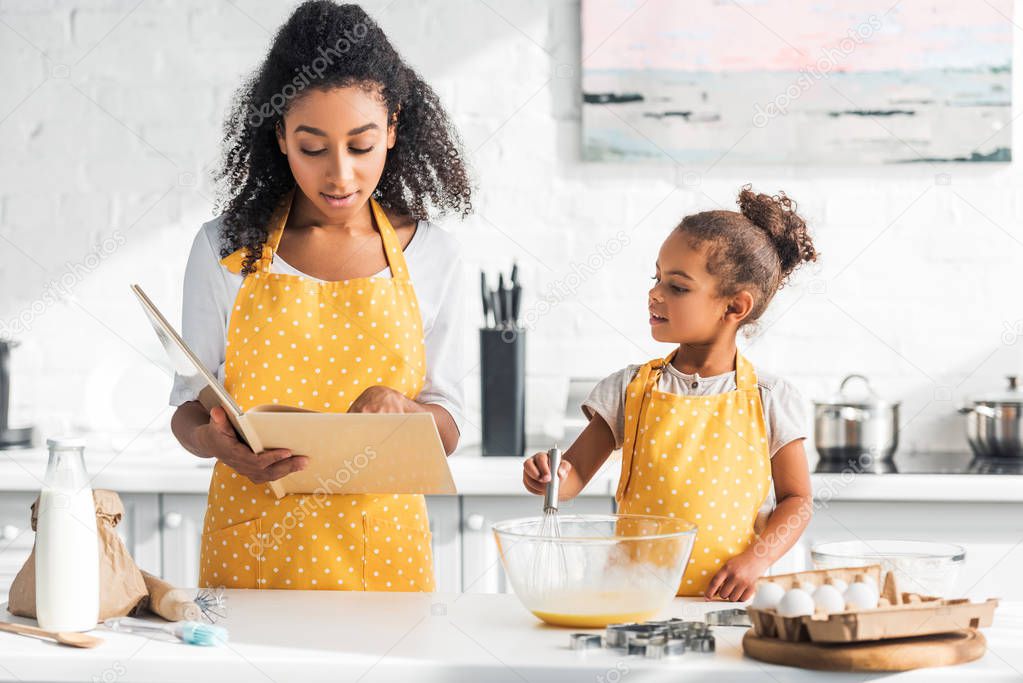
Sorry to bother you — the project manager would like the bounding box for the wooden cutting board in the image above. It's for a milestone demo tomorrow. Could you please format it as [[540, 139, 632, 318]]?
[[742, 629, 986, 672]]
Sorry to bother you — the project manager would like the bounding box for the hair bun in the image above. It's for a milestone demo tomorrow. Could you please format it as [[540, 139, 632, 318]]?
[[736, 184, 817, 276]]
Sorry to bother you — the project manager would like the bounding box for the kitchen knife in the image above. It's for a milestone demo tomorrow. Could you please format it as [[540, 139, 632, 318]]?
[[490, 287, 502, 327], [497, 274, 506, 326], [510, 284, 521, 327], [480, 271, 491, 328], [499, 274, 513, 328]]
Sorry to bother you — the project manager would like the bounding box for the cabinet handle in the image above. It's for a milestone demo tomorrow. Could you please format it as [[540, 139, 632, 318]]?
[[162, 512, 183, 530], [1, 524, 19, 541], [465, 514, 485, 531]]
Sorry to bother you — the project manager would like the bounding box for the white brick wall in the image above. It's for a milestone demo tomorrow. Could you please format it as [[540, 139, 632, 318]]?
[[1, 0, 1021, 456]]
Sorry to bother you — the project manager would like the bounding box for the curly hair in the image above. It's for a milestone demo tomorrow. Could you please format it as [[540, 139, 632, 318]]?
[[213, 1, 473, 275], [675, 185, 818, 327]]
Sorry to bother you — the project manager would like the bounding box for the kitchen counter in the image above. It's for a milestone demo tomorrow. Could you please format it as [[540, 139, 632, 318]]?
[[3, 443, 1023, 502], [0, 444, 624, 496], [2, 592, 1022, 682], [6, 442, 1023, 602]]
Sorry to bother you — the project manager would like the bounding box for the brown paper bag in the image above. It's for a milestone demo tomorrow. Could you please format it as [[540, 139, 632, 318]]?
[[6, 489, 148, 622]]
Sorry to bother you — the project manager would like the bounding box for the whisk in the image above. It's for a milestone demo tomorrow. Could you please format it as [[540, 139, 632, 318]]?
[[530, 445, 569, 598], [193, 587, 227, 623]]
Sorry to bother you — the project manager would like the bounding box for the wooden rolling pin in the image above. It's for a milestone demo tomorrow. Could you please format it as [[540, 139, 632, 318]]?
[[140, 571, 202, 622]]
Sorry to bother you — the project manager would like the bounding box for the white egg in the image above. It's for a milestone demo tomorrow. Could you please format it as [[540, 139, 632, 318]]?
[[777, 588, 815, 617], [844, 581, 879, 610], [750, 581, 785, 610], [798, 581, 817, 593], [813, 584, 846, 614], [828, 578, 848, 593]]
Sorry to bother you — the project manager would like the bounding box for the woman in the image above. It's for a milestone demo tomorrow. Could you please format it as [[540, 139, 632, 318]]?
[[169, 1, 472, 592]]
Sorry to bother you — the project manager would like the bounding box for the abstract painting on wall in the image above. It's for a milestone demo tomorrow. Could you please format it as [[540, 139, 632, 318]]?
[[581, 0, 1013, 164]]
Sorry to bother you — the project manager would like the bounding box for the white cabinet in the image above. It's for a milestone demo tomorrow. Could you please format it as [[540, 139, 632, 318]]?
[[0, 493, 35, 604], [426, 496, 460, 593], [116, 493, 162, 577], [8, 486, 1021, 601], [0, 492, 162, 604], [777, 501, 1023, 599], [460, 495, 615, 593], [159, 493, 208, 588]]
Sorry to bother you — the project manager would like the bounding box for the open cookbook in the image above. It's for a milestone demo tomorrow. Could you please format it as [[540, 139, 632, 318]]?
[[130, 284, 456, 500]]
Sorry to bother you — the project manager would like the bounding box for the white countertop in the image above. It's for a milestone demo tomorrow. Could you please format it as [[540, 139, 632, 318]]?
[[0, 444, 620, 497], [4, 442, 1023, 502], [2, 591, 1022, 682]]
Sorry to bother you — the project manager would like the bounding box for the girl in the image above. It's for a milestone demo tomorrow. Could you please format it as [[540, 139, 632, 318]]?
[[169, 1, 472, 591], [524, 186, 816, 601]]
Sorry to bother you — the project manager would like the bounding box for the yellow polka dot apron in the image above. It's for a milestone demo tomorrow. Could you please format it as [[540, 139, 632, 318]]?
[[616, 350, 770, 596], [198, 190, 435, 592]]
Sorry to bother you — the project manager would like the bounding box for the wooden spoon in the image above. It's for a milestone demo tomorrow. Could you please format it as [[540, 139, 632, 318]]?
[[0, 621, 103, 648]]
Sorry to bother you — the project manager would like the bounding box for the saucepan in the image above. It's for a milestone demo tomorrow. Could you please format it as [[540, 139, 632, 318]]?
[[960, 376, 1023, 459], [814, 374, 899, 462]]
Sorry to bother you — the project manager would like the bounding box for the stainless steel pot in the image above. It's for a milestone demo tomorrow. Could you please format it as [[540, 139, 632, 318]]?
[[960, 376, 1023, 459], [0, 339, 33, 450], [814, 374, 899, 461]]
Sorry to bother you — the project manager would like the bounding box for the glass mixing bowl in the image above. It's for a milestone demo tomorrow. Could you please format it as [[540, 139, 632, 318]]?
[[492, 513, 697, 628], [811, 540, 965, 596]]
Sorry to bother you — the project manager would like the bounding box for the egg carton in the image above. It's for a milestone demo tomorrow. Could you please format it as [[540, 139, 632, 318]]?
[[748, 565, 998, 643]]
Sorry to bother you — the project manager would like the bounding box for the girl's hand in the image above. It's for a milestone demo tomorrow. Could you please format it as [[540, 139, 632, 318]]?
[[704, 550, 771, 602], [522, 452, 573, 496], [348, 385, 414, 414], [198, 406, 309, 484]]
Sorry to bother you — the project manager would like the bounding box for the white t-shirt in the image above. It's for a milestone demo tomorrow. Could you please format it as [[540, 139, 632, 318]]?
[[168, 215, 467, 433], [582, 362, 809, 457]]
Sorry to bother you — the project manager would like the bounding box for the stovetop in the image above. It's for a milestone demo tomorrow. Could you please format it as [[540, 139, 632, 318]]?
[[812, 451, 1023, 475]]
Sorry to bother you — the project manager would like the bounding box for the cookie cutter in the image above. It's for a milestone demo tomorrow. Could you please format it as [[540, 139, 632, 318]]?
[[690, 635, 716, 653], [596, 619, 716, 658], [704, 608, 752, 627], [644, 637, 687, 659], [569, 633, 604, 651]]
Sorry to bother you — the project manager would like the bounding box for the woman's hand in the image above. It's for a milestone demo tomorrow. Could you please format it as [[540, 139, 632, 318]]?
[[347, 386, 462, 455], [704, 549, 771, 602], [347, 385, 415, 414], [522, 452, 573, 496], [197, 406, 309, 484]]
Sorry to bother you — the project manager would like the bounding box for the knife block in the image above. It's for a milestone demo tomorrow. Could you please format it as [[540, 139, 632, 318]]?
[[480, 328, 525, 457]]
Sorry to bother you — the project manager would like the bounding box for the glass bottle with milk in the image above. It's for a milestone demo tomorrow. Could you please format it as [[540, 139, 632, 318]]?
[[35, 437, 99, 631]]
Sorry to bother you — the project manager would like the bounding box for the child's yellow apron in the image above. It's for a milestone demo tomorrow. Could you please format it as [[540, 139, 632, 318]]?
[[198, 190, 435, 592], [616, 350, 771, 595]]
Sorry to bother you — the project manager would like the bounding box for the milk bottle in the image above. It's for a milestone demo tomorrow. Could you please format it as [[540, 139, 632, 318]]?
[[35, 437, 99, 631]]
